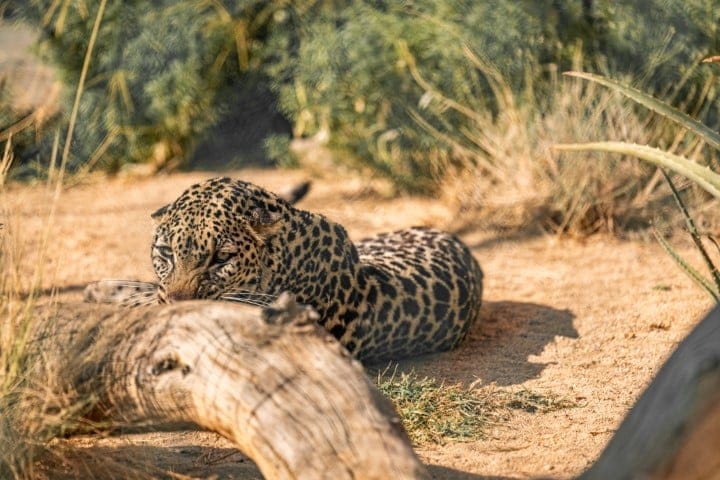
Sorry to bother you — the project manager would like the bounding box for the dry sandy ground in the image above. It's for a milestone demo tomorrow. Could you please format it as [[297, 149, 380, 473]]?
[[3, 169, 713, 479]]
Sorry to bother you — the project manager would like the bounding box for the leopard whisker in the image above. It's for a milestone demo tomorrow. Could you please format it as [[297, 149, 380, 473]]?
[[220, 294, 273, 305], [221, 297, 273, 308], [220, 293, 276, 307], [98, 280, 158, 288], [223, 291, 278, 299]]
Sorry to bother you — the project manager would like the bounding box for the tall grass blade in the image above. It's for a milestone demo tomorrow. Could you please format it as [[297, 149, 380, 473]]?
[[554, 142, 720, 199], [661, 169, 720, 294], [0, 2, 108, 476], [0, 134, 13, 187], [58, 0, 108, 183], [563, 72, 720, 150], [653, 228, 719, 300]]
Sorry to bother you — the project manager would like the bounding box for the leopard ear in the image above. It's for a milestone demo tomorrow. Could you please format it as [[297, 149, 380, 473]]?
[[248, 207, 283, 239], [151, 204, 170, 222]]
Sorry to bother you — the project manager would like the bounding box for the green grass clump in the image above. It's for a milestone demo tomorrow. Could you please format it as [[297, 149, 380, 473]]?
[[377, 372, 503, 444], [376, 370, 577, 445]]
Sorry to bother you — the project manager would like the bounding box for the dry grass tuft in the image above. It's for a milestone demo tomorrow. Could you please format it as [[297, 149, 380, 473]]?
[[376, 370, 578, 445], [377, 371, 508, 444], [0, 211, 164, 479], [429, 50, 716, 236], [0, 136, 90, 476], [0, 171, 50, 478], [0, 22, 162, 472]]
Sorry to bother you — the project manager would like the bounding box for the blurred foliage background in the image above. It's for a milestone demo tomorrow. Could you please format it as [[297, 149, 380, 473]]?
[[1, 0, 720, 232]]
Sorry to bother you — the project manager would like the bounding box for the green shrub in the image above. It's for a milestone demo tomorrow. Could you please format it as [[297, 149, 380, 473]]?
[[268, 1, 564, 192], [5, 0, 720, 197], [10, 0, 292, 172]]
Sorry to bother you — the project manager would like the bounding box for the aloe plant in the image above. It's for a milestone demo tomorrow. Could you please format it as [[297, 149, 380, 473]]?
[[554, 68, 720, 300]]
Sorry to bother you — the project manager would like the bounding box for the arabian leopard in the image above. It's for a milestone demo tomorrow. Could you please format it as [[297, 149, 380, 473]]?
[[85, 177, 483, 362]]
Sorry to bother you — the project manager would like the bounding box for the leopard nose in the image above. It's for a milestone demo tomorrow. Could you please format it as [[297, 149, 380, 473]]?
[[166, 289, 196, 302], [163, 273, 201, 302], [168, 290, 195, 302]]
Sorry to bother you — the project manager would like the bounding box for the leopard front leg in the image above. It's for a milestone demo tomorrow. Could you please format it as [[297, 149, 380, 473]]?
[[84, 280, 160, 307]]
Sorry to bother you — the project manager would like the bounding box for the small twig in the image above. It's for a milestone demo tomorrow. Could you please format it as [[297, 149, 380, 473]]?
[[0, 111, 36, 142], [0, 133, 13, 187], [58, 0, 108, 183]]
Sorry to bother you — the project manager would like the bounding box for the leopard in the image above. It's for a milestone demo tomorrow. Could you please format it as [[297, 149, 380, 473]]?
[[85, 177, 483, 362]]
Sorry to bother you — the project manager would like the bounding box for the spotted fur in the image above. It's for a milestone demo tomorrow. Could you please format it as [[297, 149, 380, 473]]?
[[86, 177, 483, 361]]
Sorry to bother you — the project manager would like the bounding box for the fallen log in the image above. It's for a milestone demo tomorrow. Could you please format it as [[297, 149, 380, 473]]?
[[32, 294, 428, 479], [581, 304, 720, 480]]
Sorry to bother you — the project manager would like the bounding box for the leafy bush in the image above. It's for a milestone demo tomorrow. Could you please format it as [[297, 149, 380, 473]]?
[[5, 0, 720, 200], [268, 1, 569, 192], [270, 0, 720, 193], [9, 0, 292, 172]]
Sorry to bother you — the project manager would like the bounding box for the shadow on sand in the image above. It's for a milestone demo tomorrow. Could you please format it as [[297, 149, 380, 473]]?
[[42, 443, 519, 479], [428, 464, 522, 479], [37, 443, 260, 480], [378, 300, 578, 387]]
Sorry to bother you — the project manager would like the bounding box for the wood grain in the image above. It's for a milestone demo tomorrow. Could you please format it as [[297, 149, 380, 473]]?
[[32, 295, 428, 479]]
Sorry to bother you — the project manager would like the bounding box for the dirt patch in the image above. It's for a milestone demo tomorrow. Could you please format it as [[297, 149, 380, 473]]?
[[3, 169, 712, 479]]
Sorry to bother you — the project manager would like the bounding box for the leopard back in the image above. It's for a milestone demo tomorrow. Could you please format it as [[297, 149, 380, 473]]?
[[148, 177, 483, 361]]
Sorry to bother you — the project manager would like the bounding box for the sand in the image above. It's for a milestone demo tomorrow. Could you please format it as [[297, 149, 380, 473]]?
[[4, 169, 712, 479]]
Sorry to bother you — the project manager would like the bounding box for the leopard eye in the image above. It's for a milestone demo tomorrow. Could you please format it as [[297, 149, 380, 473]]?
[[152, 245, 174, 281], [212, 250, 233, 266], [155, 245, 174, 259]]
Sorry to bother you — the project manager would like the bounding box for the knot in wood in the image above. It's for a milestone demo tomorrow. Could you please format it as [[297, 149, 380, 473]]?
[[261, 292, 320, 327], [150, 354, 191, 376]]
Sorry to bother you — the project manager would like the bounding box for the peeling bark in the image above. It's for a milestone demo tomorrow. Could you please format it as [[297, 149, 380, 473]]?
[[33, 295, 428, 480]]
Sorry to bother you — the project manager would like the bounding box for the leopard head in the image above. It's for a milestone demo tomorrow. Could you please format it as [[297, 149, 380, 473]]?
[[150, 177, 286, 303]]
